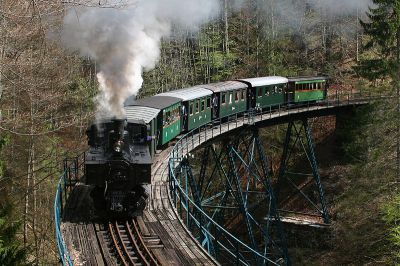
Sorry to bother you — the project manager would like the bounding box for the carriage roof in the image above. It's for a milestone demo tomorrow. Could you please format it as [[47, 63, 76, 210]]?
[[157, 86, 212, 101], [124, 105, 160, 124], [238, 76, 289, 87], [200, 81, 248, 93], [127, 95, 181, 110], [287, 76, 329, 82]]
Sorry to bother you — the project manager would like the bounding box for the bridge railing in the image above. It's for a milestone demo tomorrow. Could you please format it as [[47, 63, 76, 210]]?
[[168, 90, 385, 265], [54, 152, 86, 266]]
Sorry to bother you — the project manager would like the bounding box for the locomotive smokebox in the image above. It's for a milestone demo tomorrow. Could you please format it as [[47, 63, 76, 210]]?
[[111, 119, 126, 154]]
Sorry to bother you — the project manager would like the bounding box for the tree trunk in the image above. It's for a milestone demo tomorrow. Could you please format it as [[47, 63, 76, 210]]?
[[224, 0, 229, 55], [396, 27, 400, 182]]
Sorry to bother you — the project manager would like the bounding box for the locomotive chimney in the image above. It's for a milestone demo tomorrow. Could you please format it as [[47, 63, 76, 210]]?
[[113, 119, 125, 139], [111, 119, 125, 154]]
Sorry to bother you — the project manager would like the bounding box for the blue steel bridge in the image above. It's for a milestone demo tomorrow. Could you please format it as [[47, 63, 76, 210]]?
[[54, 91, 381, 266]]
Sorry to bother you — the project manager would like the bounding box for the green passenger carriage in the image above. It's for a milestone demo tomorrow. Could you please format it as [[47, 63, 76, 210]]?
[[202, 81, 248, 120], [125, 96, 182, 156], [158, 87, 213, 132], [238, 76, 289, 110], [287, 76, 328, 103]]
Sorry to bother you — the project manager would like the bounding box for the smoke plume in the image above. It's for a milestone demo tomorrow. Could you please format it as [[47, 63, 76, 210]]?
[[270, 0, 372, 32], [62, 0, 221, 118], [308, 0, 372, 15]]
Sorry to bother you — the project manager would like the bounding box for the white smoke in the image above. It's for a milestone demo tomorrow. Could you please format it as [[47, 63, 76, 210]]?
[[308, 0, 372, 15], [62, 0, 221, 119], [268, 0, 372, 32]]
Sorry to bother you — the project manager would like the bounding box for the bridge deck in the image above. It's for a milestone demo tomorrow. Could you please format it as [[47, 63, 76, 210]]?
[[61, 146, 217, 265], [60, 99, 367, 265]]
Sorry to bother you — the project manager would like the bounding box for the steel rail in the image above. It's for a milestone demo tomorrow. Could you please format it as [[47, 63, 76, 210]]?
[[127, 219, 160, 266], [108, 222, 130, 266]]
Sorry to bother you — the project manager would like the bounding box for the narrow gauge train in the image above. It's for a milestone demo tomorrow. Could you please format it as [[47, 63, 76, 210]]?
[[85, 76, 329, 214]]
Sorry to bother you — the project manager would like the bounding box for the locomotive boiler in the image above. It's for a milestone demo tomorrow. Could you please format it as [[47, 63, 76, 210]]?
[[85, 118, 152, 214]]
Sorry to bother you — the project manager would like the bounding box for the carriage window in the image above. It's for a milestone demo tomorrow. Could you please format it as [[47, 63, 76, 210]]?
[[170, 109, 174, 122], [207, 98, 211, 108], [235, 91, 239, 102], [257, 88, 263, 97], [165, 111, 171, 126], [201, 100, 205, 111], [241, 89, 246, 100], [229, 93, 233, 104], [222, 93, 226, 104], [279, 86, 283, 93], [174, 107, 179, 121], [196, 100, 199, 113], [189, 102, 194, 115]]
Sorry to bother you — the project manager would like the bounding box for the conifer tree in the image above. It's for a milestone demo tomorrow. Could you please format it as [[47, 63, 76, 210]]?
[[357, 0, 400, 180], [0, 204, 27, 266]]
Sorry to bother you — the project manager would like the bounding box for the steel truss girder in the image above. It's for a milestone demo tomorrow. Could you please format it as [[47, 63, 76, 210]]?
[[178, 157, 215, 254], [182, 126, 290, 265], [277, 118, 330, 224]]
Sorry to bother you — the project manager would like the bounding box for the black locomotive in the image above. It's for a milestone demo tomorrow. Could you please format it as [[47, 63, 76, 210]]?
[[85, 118, 152, 214]]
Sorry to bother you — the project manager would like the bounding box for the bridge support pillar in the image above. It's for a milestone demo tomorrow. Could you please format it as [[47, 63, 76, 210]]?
[[277, 118, 330, 224]]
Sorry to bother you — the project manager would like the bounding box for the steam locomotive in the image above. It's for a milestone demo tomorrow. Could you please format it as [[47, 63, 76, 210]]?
[[85, 76, 329, 214], [85, 119, 151, 214]]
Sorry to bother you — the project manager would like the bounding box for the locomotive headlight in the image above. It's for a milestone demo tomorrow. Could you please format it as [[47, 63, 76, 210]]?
[[114, 140, 124, 153]]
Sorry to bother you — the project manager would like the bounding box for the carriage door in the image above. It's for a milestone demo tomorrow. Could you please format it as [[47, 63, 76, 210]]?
[[247, 87, 256, 109], [287, 82, 295, 104], [181, 102, 189, 132], [212, 94, 220, 119]]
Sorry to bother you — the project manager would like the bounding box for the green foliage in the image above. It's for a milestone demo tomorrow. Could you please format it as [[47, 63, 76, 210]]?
[[356, 0, 400, 81], [68, 77, 98, 108], [383, 194, 400, 260], [0, 135, 9, 179], [337, 104, 380, 163], [0, 205, 27, 266]]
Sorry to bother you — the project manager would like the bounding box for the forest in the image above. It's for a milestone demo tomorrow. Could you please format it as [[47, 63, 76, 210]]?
[[0, 0, 399, 265]]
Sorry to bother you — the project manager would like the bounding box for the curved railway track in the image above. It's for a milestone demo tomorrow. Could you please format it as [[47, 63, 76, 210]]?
[[107, 219, 160, 266]]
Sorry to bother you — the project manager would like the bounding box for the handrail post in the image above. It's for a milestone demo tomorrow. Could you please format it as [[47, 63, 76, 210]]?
[[59, 186, 63, 217], [75, 158, 78, 184], [186, 135, 188, 156], [199, 127, 201, 145], [236, 113, 238, 127]]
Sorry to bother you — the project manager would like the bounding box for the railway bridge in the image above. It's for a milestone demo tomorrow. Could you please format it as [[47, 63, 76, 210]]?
[[54, 91, 382, 265]]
